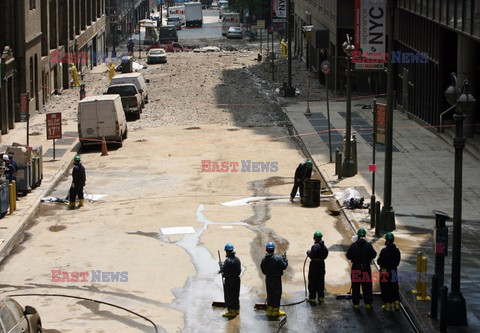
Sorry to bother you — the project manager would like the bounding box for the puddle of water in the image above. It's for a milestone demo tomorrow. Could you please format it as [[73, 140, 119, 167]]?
[[49, 225, 66, 232]]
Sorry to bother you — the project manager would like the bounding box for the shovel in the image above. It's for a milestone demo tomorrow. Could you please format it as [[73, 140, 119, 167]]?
[[212, 250, 225, 308]]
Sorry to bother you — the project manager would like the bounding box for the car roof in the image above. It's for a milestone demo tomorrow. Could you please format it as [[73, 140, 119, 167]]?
[[81, 95, 120, 102], [112, 73, 142, 78], [229, 27, 241, 30]]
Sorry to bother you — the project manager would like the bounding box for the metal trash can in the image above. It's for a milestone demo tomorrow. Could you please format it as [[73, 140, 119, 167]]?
[[302, 179, 321, 207], [0, 181, 9, 218], [121, 56, 133, 73], [16, 163, 32, 194], [32, 145, 43, 186]]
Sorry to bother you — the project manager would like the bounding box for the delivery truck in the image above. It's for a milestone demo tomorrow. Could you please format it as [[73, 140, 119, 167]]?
[[168, 6, 185, 24], [222, 13, 240, 36], [184, 2, 203, 27]]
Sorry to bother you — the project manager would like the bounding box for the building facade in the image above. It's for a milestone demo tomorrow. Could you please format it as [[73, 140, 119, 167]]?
[[106, 0, 150, 46], [0, 0, 107, 138], [293, 0, 480, 134]]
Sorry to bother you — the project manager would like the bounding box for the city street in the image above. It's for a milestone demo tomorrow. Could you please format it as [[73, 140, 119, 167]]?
[[0, 16, 417, 332]]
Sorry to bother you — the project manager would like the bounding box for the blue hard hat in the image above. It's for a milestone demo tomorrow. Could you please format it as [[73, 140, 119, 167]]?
[[266, 242, 275, 250], [224, 243, 234, 251]]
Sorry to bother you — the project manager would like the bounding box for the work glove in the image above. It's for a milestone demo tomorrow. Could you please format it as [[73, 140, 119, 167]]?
[[71, 183, 75, 189]]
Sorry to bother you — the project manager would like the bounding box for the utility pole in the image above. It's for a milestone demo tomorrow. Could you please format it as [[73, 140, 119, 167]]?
[[381, 0, 397, 232]]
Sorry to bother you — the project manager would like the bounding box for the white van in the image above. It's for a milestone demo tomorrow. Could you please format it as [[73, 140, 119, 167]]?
[[110, 73, 149, 106], [77, 95, 128, 147]]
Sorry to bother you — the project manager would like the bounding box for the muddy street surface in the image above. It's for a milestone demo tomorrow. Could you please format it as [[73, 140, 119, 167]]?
[[0, 22, 414, 332]]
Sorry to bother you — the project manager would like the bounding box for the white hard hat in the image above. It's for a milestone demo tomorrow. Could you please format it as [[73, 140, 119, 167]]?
[[3, 154, 9, 161]]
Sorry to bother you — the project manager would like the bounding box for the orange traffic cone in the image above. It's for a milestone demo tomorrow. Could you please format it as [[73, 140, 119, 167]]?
[[101, 136, 108, 156]]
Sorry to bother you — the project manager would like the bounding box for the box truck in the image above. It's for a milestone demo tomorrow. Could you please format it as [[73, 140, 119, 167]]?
[[222, 13, 240, 36], [184, 2, 203, 27]]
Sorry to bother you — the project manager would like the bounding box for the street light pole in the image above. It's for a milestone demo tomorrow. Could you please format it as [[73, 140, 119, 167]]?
[[444, 73, 475, 326], [381, 0, 397, 232], [341, 34, 356, 177]]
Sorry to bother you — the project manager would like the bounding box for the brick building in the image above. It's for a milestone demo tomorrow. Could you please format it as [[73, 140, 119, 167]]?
[[0, 0, 107, 138]]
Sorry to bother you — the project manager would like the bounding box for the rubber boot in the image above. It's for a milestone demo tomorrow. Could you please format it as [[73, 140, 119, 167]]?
[[78, 199, 84, 207], [306, 297, 316, 303], [381, 303, 391, 312], [266, 306, 273, 316], [352, 304, 360, 310], [68, 202, 75, 209], [394, 301, 400, 311], [222, 309, 237, 318], [270, 308, 286, 316], [289, 197, 294, 203], [234, 309, 240, 315], [365, 304, 372, 310], [318, 297, 325, 303]]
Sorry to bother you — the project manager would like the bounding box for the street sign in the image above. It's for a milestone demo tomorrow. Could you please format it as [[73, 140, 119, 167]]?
[[21, 93, 28, 122], [46, 113, 62, 140], [321, 60, 331, 75], [375, 103, 386, 144]]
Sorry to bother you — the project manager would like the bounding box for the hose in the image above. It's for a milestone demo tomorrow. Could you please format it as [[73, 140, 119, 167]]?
[[8, 293, 158, 333]]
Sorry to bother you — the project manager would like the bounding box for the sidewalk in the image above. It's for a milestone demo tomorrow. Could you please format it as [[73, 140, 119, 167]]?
[[285, 97, 480, 332], [0, 89, 84, 262]]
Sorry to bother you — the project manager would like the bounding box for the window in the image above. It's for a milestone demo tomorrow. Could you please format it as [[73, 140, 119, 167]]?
[[30, 0, 36, 10]]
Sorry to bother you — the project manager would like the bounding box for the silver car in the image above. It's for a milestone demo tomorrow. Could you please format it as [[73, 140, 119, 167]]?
[[147, 48, 167, 64], [227, 26, 242, 39], [0, 297, 42, 333]]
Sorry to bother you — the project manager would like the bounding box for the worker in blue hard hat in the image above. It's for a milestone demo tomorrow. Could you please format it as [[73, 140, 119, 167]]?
[[377, 232, 401, 312], [306, 231, 329, 303], [290, 160, 313, 203], [346, 228, 377, 310], [219, 243, 241, 317], [260, 242, 288, 317]]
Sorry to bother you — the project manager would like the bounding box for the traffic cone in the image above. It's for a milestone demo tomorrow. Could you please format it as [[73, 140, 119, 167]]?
[[101, 136, 108, 156]]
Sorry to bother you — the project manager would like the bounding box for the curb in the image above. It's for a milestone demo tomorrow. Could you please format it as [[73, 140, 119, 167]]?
[[0, 146, 77, 265]]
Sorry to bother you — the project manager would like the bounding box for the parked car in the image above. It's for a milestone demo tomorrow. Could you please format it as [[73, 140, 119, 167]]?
[[159, 25, 179, 43], [77, 95, 128, 147], [167, 16, 182, 30], [226, 26, 242, 39], [147, 48, 167, 64], [111, 73, 149, 105], [104, 84, 142, 119], [0, 297, 42, 333]]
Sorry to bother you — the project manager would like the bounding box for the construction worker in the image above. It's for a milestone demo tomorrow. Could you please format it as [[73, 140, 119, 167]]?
[[260, 242, 288, 317], [290, 160, 313, 203], [219, 243, 241, 318], [377, 232, 401, 311], [69, 155, 86, 209], [306, 231, 329, 303], [5, 154, 19, 200], [346, 228, 377, 310]]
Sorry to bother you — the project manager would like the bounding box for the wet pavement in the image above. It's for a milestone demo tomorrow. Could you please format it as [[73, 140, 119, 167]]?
[[285, 97, 480, 332]]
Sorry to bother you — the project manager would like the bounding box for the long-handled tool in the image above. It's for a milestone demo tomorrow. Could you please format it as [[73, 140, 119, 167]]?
[[254, 254, 308, 310], [212, 250, 226, 307]]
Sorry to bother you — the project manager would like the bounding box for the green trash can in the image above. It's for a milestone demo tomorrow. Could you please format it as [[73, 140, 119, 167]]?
[[302, 179, 321, 207], [0, 181, 9, 218], [16, 163, 32, 194]]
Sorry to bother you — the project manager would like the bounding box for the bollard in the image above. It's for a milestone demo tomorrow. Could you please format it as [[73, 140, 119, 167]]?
[[375, 201, 381, 237], [370, 195, 376, 229], [352, 133, 358, 174], [430, 273, 438, 319], [440, 285, 448, 332], [417, 256, 431, 300], [334, 149, 340, 175], [8, 183, 14, 214], [412, 251, 422, 294], [12, 180, 17, 211], [336, 151, 343, 179]]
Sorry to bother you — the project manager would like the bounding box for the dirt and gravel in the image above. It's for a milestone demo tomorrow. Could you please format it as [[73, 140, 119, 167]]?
[[33, 37, 331, 137]]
